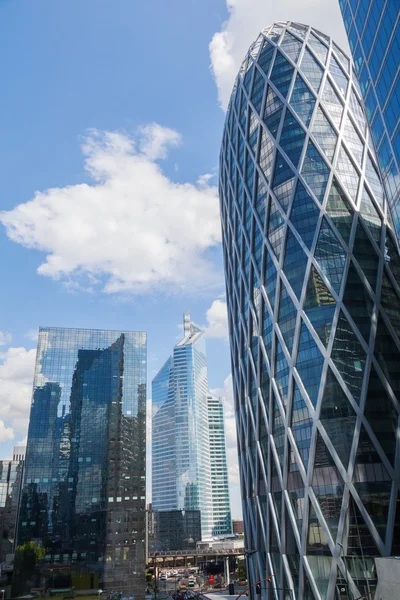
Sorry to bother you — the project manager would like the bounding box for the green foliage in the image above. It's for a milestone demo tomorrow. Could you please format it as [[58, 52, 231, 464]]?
[[14, 541, 46, 575], [237, 559, 247, 581]]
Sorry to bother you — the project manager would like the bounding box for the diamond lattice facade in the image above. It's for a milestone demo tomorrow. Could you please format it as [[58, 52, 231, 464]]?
[[219, 21, 400, 600], [17, 327, 147, 597], [338, 0, 400, 250]]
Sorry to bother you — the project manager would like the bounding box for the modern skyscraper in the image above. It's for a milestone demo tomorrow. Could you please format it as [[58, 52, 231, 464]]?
[[0, 446, 25, 561], [219, 21, 400, 600], [17, 327, 146, 597], [152, 313, 231, 540], [207, 394, 232, 536], [338, 0, 400, 245]]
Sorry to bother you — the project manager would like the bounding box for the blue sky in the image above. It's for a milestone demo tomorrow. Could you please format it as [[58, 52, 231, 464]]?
[[0, 0, 347, 518]]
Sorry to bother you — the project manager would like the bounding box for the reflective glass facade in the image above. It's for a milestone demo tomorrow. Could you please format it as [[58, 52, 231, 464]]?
[[219, 22, 400, 600], [152, 314, 231, 539], [18, 327, 147, 597], [207, 394, 232, 536], [338, 0, 400, 246], [0, 447, 25, 561]]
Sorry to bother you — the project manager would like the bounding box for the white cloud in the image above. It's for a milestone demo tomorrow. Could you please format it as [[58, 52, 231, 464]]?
[[0, 126, 222, 295], [0, 331, 12, 346], [206, 299, 229, 339], [211, 374, 242, 519], [210, 0, 349, 109], [0, 421, 14, 443], [0, 347, 36, 443]]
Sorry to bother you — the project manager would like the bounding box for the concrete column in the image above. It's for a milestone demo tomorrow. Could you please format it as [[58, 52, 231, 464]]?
[[224, 556, 230, 586]]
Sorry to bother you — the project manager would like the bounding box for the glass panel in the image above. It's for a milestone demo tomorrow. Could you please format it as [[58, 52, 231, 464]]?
[[296, 321, 324, 407], [283, 229, 308, 299], [243, 62, 254, 93], [303, 571, 317, 600], [329, 55, 348, 97], [290, 74, 316, 126], [251, 67, 266, 114], [259, 128, 274, 181], [353, 426, 392, 542], [307, 555, 332, 598], [360, 188, 381, 245], [311, 106, 337, 161], [275, 340, 290, 409], [258, 38, 275, 76], [326, 179, 354, 244], [304, 265, 336, 347], [320, 367, 356, 469], [365, 154, 384, 208], [385, 233, 400, 284], [291, 383, 313, 470], [307, 32, 328, 64], [272, 392, 286, 469], [248, 108, 259, 155], [270, 52, 294, 98], [343, 115, 364, 167], [374, 314, 400, 401], [307, 501, 330, 554], [260, 355, 270, 420], [321, 78, 343, 128], [301, 141, 330, 203], [288, 23, 307, 40], [268, 197, 285, 259], [336, 146, 359, 204], [343, 262, 374, 342], [353, 223, 379, 290], [290, 181, 320, 249], [262, 300, 273, 359], [391, 494, 400, 555], [349, 88, 366, 134], [263, 86, 284, 138], [278, 284, 297, 353], [314, 217, 346, 294], [346, 495, 380, 557], [287, 444, 306, 531], [381, 272, 400, 342], [279, 109, 306, 167], [300, 48, 324, 92], [272, 151, 295, 211], [255, 171, 268, 225], [280, 31, 302, 63], [312, 432, 344, 542], [331, 310, 366, 404]]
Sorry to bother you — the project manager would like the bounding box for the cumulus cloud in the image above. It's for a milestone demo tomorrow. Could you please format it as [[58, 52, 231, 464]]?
[[211, 374, 242, 519], [210, 0, 349, 109], [0, 347, 36, 442], [206, 298, 229, 339], [0, 331, 12, 346], [0, 126, 222, 295]]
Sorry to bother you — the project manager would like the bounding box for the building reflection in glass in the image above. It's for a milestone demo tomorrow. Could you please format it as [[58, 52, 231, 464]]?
[[17, 327, 146, 598]]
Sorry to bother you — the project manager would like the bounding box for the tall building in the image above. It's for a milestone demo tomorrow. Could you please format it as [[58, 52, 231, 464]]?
[[152, 313, 231, 540], [149, 509, 201, 552], [338, 0, 400, 245], [232, 519, 244, 535], [207, 394, 232, 536], [0, 446, 25, 561], [17, 327, 147, 597], [219, 21, 400, 600]]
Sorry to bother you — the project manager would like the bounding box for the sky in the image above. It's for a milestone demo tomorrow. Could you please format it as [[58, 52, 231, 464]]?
[[0, 0, 348, 519]]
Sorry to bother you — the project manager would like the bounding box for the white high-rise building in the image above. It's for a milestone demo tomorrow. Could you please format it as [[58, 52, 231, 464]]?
[[152, 313, 231, 540]]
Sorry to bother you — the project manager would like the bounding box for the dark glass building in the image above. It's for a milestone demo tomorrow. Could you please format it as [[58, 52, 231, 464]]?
[[0, 446, 25, 561], [338, 0, 400, 244], [149, 509, 201, 552], [17, 327, 147, 597], [219, 21, 400, 600]]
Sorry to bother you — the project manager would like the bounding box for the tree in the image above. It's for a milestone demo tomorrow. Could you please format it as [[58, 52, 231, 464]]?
[[12, 541, 46, 595], [237, 559, 247, 581]]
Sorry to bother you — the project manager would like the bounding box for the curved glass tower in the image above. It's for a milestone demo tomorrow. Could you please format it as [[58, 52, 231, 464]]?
[[219, 21, 400, 600]]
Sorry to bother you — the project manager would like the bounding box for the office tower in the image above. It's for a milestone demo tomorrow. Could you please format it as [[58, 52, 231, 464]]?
[[338, 0, 400, 245], [232, 519, 244, 535], [207, 394, 232, 535], [219, 21, 400, 600], [152, 313, 231, 540], [149, 509, 201, 552], [17, 327, 146, 597], [0, 446, 25, 561]]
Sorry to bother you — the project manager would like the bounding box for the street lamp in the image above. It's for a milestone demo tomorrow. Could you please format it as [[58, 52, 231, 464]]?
[[1, 589, 5, 600]]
